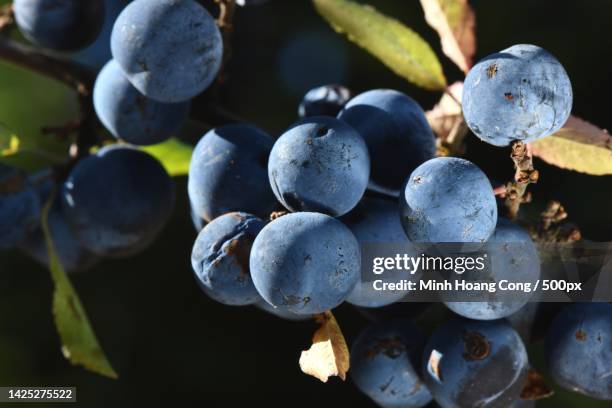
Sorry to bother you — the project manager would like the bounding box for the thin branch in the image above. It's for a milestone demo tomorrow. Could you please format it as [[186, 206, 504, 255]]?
[[0, 36, 95, 94], [493, 185, 507, 197], [503, 141, 538, 219], [215, 0, 236, 84]]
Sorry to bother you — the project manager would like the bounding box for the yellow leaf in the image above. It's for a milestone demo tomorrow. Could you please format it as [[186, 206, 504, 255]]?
[[420, 0, 476, 73], [313, 0, 446, 90], [299, 311, 349, 382], [41, 193, 118, 379], [530, 116, 612, 176]]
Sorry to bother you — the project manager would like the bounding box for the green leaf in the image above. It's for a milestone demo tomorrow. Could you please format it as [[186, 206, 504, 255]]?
[[41, 195, 118, 379], [0, 122, 19, 156], [313, 0, 446, 90], [142, 138, 193, 177], [530, 116, 612, 176], [0, 61, 78, 171]]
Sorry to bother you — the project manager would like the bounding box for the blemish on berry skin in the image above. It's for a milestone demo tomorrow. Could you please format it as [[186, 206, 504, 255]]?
[[575, 329, 587, 341], [486, 63, 498, 78], [413, 176, 423, 184], [504, 92, 514, 101], [463, 331, 490, 360], [316, 126, 329, 137], [364, 337, 405, 359]]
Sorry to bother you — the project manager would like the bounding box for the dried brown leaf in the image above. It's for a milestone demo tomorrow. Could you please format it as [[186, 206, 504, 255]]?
[[530, 116, 612, 176], [520, 369, 554, 400], [420, 0, 476, 73], [426, 81, 463, 143], [299, 311, 349, 382]]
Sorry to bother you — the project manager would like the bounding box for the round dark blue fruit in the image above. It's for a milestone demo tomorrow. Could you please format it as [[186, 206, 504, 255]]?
[[400, 157, 497, 243], [250, 212, 360, 315], [298, 84, 351, 118], [463, 44, 572, 146], [14, 0, 105, 51], [350, 319, 432, 408], [191, 212, 264, 306], [61, 145, 175, 257], [111, 0, 222, 103], [93, 59, 190, 146], [268, 116, 370, 217], [338, 89, 436, 192], [188, 124, 277, 223], [546, 303, 612, 400], [422, 319, 528, 407]]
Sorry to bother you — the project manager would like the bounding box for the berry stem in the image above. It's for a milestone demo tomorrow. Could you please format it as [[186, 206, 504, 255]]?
[[504, 141, 538, 219], [215, 0, 236, 85], [0, 36, 95, 94]]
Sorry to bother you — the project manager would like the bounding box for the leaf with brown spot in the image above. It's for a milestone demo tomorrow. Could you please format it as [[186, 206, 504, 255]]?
[[530, 116, 612, 176], [41, 193, 118, 379], [313, 0, 446, 90], [299, 311, 349, 382], [420, 0, 476, 73], [520, 369, 554, 400]]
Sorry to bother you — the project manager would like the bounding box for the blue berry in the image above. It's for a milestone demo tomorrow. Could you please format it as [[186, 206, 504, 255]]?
[[250, 212, 360, 315], [445, 218, 540, 320], [191, 212, 264, 306], [400, 157, 497, 243], [93, 60, 190, 146], [298, 84, 351, 118], [338, 89, 436, 192], [463, 44, 573, 146], [14, 0, 105, 51], [268, 117, 369, 217], [0, 164, 40, 250], [546, 303, 612, 400], [350, 319, 432, 408], [341, 197, 412, 308], [61, 146, 175, 257], [423, 319, 529, 407], [188, 124, 277, 222], [111, 0, 223, 103]]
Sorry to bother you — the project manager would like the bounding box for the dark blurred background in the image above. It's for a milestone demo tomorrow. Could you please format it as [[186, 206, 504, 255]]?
[[0, 0, 611, 406]]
